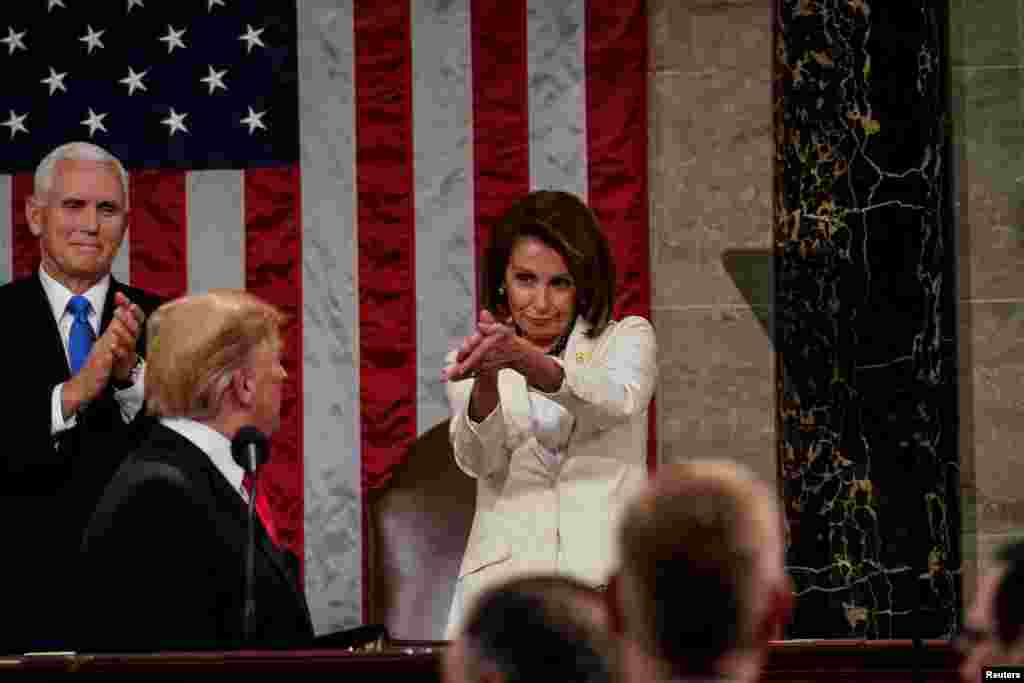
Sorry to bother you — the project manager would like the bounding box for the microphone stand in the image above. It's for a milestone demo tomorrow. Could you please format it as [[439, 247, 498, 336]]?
[[243, 469, 258, 645], [231, 426, 270, 648]]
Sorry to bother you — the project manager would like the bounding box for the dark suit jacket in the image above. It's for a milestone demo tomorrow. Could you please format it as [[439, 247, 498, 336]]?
[[0, 274, 162, 654], [79, 422, 314, 653]]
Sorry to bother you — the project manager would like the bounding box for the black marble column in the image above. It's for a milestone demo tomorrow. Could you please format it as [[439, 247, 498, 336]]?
[[774, 0, 959, 638]]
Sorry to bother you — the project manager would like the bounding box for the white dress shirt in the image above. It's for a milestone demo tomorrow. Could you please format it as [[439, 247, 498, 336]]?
[[40, 267, 145, 436], [161, 417, 248, 504]]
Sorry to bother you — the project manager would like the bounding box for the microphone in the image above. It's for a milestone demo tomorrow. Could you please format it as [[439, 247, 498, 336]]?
[[230, 426, 270, 646], [231, 425, 269, 474]]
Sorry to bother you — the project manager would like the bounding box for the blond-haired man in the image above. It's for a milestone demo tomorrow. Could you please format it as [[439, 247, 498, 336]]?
[[612, 460, 793, 683], [79, 289, 312, 652]]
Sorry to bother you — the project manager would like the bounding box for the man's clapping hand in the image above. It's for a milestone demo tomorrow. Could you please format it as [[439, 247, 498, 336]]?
[[62, 291, 146, 418]]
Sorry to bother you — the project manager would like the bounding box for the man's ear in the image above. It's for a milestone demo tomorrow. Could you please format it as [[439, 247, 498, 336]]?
[[25, 197, 44, 238], [231, 368, 254, 408]]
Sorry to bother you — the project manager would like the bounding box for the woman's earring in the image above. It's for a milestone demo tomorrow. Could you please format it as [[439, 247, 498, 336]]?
[[498, 285, 505, 297]]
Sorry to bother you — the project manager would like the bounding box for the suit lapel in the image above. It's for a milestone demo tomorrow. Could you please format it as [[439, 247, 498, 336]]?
[[562, 315, 597, 375], [161, 426, 311, 627], [246, 488, 313, 628], [26, 275, 72, 381], [501, 317, 596, 466], [203, 459, 309, 619], [99, 278, 120, 335]]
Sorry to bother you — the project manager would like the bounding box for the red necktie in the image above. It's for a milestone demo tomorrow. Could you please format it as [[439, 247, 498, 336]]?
[[242, 472, 279, 547]]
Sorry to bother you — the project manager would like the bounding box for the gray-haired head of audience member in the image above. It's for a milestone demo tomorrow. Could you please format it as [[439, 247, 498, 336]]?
[[612, 460, 793, 683], [443, 574, 613, 683], [959, 539, 1024, 683], [33, 141, 130, 209]]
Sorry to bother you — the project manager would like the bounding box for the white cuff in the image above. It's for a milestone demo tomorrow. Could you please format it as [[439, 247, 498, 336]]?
[[52, 383, 77, 436]]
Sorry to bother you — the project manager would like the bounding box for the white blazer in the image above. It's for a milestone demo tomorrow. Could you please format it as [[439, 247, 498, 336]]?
[[445, 315, 658, 634]]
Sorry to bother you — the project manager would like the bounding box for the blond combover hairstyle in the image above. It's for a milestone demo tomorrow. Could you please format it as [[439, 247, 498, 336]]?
[[617, 460, 786, 678], [145, 289, 285, 420]]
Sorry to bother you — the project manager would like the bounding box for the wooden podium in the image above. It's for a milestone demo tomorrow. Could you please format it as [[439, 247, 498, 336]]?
[[0, 639, 959, 681]]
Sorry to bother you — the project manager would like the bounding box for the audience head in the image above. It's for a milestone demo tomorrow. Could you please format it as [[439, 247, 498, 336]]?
[[481, 190, 616, 342], [443, 574, 613, 683], [959, 540, 1024, 683], [613, 459, 792, 682], [145, 289, 288, 437], [26, 141, 131, 293]]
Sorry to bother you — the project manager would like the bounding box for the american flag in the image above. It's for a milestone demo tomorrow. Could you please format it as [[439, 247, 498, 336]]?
[[0, 0, 650, 637]]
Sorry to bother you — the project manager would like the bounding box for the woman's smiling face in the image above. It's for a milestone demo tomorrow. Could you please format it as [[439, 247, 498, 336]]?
[[503, 236, 577, 351]]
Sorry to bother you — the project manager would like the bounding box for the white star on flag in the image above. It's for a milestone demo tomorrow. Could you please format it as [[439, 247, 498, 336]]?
[[238, 25, 265, 54], [200, 65, 228, 94], [161, 108, 189, 136], [1, 110, 28, 139], [127, 0, 145, 12], [80, 25, 105, 54], [119, 66, 148, 95], [1, 27, 27, 55], [240, 106, 267, 134], [208, 0, 226, 10], [47, 0, 66, 11], [159, 25, 186, 54], [41, 67, 68, 95], [81, 108, 108, 137]]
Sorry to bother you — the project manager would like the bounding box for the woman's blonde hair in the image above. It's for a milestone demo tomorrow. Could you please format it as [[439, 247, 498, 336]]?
[[145, 289, 285, 420]]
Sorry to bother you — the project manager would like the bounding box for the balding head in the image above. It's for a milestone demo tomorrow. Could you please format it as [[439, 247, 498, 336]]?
[[615, 460, 791, 681]]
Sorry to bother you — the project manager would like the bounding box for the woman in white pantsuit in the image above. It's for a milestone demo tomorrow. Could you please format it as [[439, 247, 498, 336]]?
[[441, 190, 658, 638]]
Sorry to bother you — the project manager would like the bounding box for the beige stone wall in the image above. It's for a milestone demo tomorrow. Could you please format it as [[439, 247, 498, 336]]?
[[648, 0, 1024, 619], [649, 0, 777, 486], [951, 0, 1024, 605]]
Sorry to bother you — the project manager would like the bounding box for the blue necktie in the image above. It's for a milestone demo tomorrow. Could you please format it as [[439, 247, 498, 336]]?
[[67, 295, 95, 376]]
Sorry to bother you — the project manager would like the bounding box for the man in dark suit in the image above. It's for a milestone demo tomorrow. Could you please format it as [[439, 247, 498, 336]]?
[[0, 142, 162, 654], [79, 289, 314, 652]]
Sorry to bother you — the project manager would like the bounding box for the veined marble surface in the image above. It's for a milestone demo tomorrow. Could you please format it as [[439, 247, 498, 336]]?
[[775, 0, 960, 638]]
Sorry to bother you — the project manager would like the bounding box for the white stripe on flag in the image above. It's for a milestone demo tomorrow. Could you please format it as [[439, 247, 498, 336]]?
[[528, 0, 588, 197], [112, 171, 130, 283], [186, 170, 246, 292], [0, 176, 11, 284], [298, 0, 363, 634], [112, 242, 130, 284], [112, 216, 130, 284], [413, 0, 475, 436]]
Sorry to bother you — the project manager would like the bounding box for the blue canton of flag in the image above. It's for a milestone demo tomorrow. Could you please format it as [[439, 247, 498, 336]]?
[[0, 0, 298, 172]]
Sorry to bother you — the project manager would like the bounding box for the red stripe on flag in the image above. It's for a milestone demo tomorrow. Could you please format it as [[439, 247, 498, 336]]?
[[356, 0, 416, 623], [129, 171, 188, 299], [12, 174, 36, 280], [245, 166, 304, 575], [355, 0, 417, 492], [585, 0, 656, 473], [471, 0, 530, 278]]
